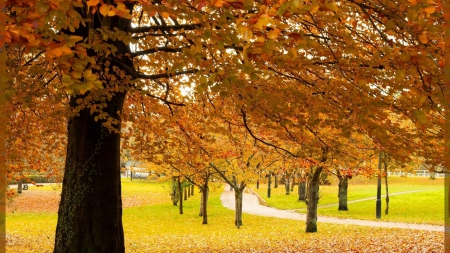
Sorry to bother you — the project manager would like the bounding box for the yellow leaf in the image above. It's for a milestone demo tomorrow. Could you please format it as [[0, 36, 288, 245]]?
[[86, 0, 99, 6], [116, 2, 127, 10], [51, 48, 63, 57], [161, 12, 170, 18], [108, 10, 116, 16], [213, 0, 224, 7], [59, 46, 72, 55], [310, 5, 320, 14], [99, 4, 111, 16], [395, 69, 405, 81], [84, 69, 93, 78], [267, 28, 280, 39], [418, 33, 428, 44], [424, 6, 435, 14]]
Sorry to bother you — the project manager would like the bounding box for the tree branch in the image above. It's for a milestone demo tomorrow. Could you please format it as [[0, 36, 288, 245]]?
[[131, 47, 185, 58], [136, 69, 197, 80], [240, 108, 299, 158], [131, 24, 202, 34]]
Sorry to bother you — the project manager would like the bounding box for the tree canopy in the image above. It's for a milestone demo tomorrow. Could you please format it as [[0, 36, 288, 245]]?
[[3, 0, 448, 250]]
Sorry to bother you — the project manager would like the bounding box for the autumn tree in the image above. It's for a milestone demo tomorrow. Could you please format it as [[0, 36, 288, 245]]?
[[5, 1, 447, 251]]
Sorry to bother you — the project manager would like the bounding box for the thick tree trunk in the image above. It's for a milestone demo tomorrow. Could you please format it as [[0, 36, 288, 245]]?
[[201, 186, 208, 224], [338, 176, 349, 211], [305, 166, 323, 233], [178, 178, 183, 214], [298, 180, 306, 201], [54, 93, 126, 253]]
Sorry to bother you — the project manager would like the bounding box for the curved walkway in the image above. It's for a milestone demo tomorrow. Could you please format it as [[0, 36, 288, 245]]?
[[220, 186, 444, 232]]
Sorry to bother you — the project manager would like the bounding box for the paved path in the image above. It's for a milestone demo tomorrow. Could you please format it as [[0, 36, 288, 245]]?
[[220, 186, 444, 232]]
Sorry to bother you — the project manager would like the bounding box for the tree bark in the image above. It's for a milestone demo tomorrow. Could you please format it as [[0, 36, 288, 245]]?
[[338, 176, 349, 211], [201, 186, 209, 224], [234, 183, 246, 229], [191, 185, 194, 196], [274, 174, 279, 188], [17, 180, 22, 194], [285, 173, 290, 195], [290, 174, 295, 192], [384, 165, 389, 215], [298, 180, 306, 201], [54, 93, 126, 253], [178, 178, 183, 214], [199, 189, 203, 217], [305, 166, 324, 233], [184, 187, 188, 200]]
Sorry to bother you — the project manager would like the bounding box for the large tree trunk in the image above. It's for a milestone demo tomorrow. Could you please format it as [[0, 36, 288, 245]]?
[[54, 93, 126, 253], [305, 166, 323, 233], [338, 176, 349, 211]]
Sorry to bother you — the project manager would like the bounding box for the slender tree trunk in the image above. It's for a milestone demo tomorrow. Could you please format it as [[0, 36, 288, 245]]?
[[234, 183, 246, 229], [191, 185, 194, 196], [274, 174, 279, 188], [290, 174, 295, 192], [285, 173, 290, 195], [267, 172, 272, 198], [187, 186, 191, 198], [256, 172, 260, 189], [385, 168, 389, 215], [305, 166, 323, 233], [17, 180, 22, 194], [178, 178, 183, 214], [184, 187, 188, 201], [298, 180, 306, 201], [199, 187, 203, 216], [54, 93, 126, 253], [201, 185, 209, 224], [338, 176, 349, 211]]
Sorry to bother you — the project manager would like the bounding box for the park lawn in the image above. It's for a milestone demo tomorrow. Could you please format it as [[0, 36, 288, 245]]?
[[250, 176, 443, 210], [6, 180, 444, 252], [312, 189, 444, 225]]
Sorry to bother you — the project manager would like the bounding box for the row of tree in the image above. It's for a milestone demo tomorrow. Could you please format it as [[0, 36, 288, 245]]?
[[4, 0, 447, 252]]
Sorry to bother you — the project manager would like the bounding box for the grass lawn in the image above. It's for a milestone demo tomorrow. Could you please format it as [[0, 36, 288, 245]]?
[[250, 176, 444, 225], [6, 179, 445, 252]]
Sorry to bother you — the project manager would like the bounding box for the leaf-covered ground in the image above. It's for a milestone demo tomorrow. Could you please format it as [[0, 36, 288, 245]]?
[[6, 182, 445, 252]]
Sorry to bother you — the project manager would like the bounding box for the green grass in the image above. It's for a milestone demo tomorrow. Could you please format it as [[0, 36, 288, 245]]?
[[6, 179, 445, 252], [250, 176, 444, 225]]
